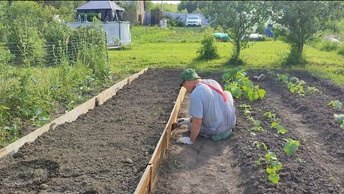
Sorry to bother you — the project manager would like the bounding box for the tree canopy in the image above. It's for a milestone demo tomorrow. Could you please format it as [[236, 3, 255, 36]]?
[[270, 1, 330, 65], [203, 1, 269, 64]]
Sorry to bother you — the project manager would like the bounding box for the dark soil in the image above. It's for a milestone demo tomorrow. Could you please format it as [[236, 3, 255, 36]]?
[[0, 68, 181, 194], [1, 68, 343, 194], [153, 70, 344, 194]]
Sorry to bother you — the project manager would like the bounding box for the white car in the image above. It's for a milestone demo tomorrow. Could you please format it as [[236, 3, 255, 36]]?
[[185, 15, 202, 27]]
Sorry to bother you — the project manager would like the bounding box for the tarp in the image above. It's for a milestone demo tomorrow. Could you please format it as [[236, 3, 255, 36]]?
[[214, 33, 229, 42], [76, 0, 124, 11]]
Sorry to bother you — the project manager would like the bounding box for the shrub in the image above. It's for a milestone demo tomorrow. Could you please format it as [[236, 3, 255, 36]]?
[[337, 44, 344, 56], [196, 28, 220, 60], [319, 40, 340, 52]]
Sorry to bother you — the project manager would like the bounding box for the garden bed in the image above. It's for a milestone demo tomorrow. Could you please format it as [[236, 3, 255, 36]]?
[[0, 68, 181, 194], [153, 70, 344, 194], [0, 68, 343, 194]]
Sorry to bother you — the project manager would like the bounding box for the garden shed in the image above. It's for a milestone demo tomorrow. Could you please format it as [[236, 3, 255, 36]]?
[[76, 0, 125, 22], [67, 0, 131, 47]]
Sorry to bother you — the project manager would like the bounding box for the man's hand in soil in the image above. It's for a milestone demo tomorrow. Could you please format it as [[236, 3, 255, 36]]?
[[176, 137, 193, 145], [177, 118, 191, 127]]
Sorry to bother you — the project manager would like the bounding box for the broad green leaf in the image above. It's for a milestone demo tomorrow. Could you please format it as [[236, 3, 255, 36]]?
[[298, 80, 306, 86], [258, 89, 266, 98], [263, 112, 271, 117], [244, 80, 253, 88], [231, 88, 242, 98], [297, 86, 304, 94], [277, 73, 288, 83], [268, 174, 280, 184], [253, 119, 261, 126], [271, 122, 279, 127], [276, 125, 287, 134], [266, 167, 275, 174], [271, 161, 282, 171], [334, 114, 344, 123], [306, 87, 318, 93], [328, 101, 343, 109], [249, 91, 259, 101], [284, 139, 300, 156], [266, 151, 277, 161], [289, 76, 299, 83], [244, 110, 251, 115]]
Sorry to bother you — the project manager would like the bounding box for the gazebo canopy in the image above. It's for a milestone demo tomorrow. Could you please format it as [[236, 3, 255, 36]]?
[[76, 0, 124, 11], [75, 0, 125, 22]]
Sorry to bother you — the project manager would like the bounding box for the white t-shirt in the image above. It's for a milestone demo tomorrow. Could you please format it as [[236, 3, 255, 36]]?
[[188, 79, 236, 135]]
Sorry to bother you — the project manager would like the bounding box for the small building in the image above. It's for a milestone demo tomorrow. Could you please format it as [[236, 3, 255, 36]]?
[[67, 0, 131, 47], [76, 0, 125, 22]]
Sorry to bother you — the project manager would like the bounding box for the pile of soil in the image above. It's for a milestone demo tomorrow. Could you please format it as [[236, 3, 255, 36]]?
[[1, 68, 343, 194]]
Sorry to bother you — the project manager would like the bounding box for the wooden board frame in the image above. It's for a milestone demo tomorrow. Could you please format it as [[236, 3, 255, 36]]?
[[0, 68, 148, 159], [0, 68, 186, 194], [134, 87, 186, 194]]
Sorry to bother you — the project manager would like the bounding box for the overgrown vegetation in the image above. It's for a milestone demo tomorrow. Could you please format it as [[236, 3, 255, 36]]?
[[0, 1, 110, 147]]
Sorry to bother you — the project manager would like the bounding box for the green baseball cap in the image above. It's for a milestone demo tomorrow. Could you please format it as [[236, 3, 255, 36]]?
[[179, 69, 201, 86]]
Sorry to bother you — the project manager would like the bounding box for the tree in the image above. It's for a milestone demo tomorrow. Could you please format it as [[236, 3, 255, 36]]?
[[325, 1, 344, 33], [144, 0, 154, 12], [178, 0, 206, 13], [203, 1, 268, 65], [270, 1, 330, 65]]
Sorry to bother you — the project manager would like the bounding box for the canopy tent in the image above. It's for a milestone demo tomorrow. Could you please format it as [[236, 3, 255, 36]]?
[[76, 0, 125, 22]]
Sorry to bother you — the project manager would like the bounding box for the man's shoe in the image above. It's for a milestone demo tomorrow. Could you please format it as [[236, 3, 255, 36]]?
[[211, 130, 233, 142]]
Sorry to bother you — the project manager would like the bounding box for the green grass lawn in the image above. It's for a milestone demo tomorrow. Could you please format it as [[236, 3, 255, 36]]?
[[109, 26, 344, 86]]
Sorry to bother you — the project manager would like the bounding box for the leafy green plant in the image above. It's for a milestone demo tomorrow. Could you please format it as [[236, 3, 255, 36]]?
[[265, 151, 282, 184], [275, 74, 318, 96], [334, 114, 344, 129], [283, 139, 300, 156], [271, 122, 287, 134], [251, 119, 263, 132], [328, 100, 343, 109], [239, 104, 252, 117], [253, 141, 267, 150], [277, 73, 289, 83], [223, 68, 266, 101], [264, 111, 277, 121]]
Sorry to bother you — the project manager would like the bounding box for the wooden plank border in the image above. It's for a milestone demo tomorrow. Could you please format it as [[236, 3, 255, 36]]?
[[0, 68, 148, 159], [134, 87, 186, 194], [134, 165, 151, 194]]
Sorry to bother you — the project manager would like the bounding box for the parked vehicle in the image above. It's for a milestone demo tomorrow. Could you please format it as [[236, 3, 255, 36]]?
[[241, 33, 264, 41], [185, 15, 202, 27]]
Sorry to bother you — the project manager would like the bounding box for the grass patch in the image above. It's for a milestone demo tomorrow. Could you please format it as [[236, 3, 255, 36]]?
[[110, 26, 344, 87]]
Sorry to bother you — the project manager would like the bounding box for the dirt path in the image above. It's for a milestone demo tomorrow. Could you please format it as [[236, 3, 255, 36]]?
[[152, 94, 243, 194], [0, 69, 343, 194]]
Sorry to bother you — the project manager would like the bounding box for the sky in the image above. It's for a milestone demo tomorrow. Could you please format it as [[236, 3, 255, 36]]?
[[151, 1, 181, 4]]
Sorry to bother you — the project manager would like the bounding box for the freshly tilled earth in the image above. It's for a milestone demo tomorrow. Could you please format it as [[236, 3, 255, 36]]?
[[0, 68, 343, 194]]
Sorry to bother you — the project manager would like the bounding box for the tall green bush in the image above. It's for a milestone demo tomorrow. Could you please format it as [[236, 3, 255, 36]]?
[[196, 27, 220, 60], [0, 1, 111, 147]]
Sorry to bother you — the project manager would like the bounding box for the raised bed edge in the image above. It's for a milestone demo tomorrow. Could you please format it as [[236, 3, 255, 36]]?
[[0, 68, 148, 159]]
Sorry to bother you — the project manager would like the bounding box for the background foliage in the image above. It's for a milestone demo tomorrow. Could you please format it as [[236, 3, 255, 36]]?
[[0, 0, 343, 148]]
